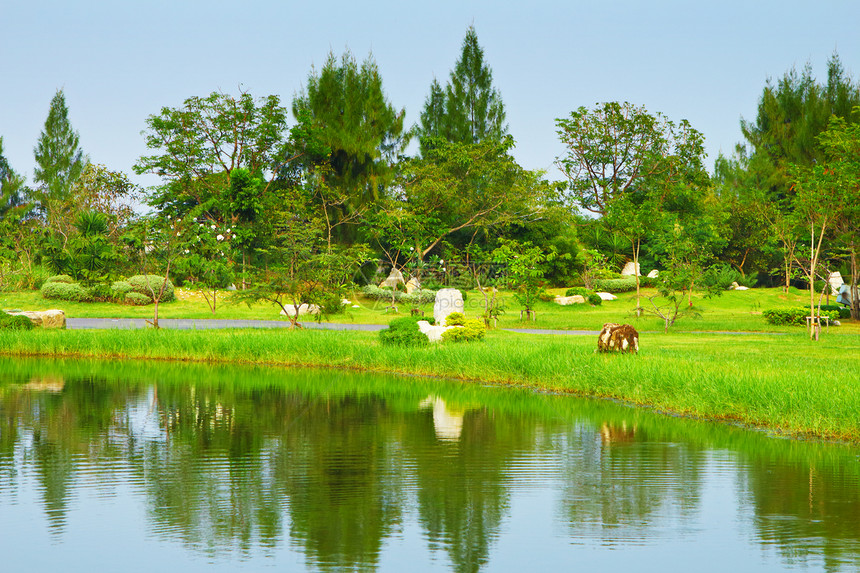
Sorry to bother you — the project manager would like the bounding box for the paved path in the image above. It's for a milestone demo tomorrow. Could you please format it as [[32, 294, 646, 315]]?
[[67, 318, 602, 335]]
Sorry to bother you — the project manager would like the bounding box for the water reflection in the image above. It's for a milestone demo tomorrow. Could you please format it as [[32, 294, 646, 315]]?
[[0, 358, 859, 571]]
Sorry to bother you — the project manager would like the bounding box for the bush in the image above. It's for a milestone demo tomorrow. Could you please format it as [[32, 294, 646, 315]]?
[[128, 275, 175, 302], [702, 265, 741, 291], [111, 281, 133, 300], [592, 277, 637, 293], [84, 283, 115, 302], [587, 293, 602, 306], [0, 310, 35, 330], [805, 304, 851, 319], [124, 292, 152, 306], [378, 316, 430, 347], [45, 274, 75, 285], [41, 281, 88, 301], [441, 318, 486, 343], [400, 289, 437, 305], [444, 312, 466, 326], [763, 307, 840, 326], [565, 287, 587, 297]]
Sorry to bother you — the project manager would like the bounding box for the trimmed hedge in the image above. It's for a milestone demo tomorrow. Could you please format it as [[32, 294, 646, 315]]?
[[128, 275, 175, 302], [111, 281, 133, 300], [361, 284, 437, 305], [763, 307, 840, 326], [805, 304, 851, 319], [565, 287, 587, 297], [41, 281, 88, 301], [0, 310, 35, 330], [592, 277, 637, 293], [125, 292, 152, 306], [45, 274, 75, 284], [441, 318, 486, 343], [587, 293, 602, 306], [378, 316, 430, 347]]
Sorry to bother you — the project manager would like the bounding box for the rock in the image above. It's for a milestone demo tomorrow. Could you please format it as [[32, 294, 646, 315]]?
[[5, 309, 66, 329], [417, 320, 463, 343], [621, 262, 641, 276], [735, 286, 749, 291], [647, 269, 659, 278], [279, 304, 320, 317], [554, 295, 586, 305], [597, 323, 639, 354], [405, 277, 421, 294], [834, 320, 842, 327], [595, 292, 617, 301], [379, 268, 405, 289], [434, 288, 464, 325], [341, 298, 351, 306], [828, 271, 844, 296]]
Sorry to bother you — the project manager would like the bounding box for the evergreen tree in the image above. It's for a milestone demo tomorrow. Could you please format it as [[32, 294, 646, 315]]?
[[34, 90, 86, 210], [0, 137, 28, 218], [417, 27, 508, 154]]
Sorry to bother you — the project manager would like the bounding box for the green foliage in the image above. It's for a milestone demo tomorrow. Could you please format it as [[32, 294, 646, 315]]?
[[565, 287, 587, 297], [125, 292, 152, 306], [128, 275, 175, 303], [591, 277, 637, 293], [444, 312, 466, 326], [41, 280, 87, 301], [417, 26, 507, 153], [441, 318, 486, 343], [378, 316, 429, 347], [587, 293, 602, 306], [361, 285, 436, 305], [33, 89, 85, 210], [702, 265, 742, 291], [804, 305, 851, 319], [45, 274, 75, 284], [0, 310, 35, 330], [111, 281, 133, 299], [763, 307, 840, 326]]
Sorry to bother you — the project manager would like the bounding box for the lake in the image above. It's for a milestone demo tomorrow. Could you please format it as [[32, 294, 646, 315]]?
[[1, 357, 859, 572]]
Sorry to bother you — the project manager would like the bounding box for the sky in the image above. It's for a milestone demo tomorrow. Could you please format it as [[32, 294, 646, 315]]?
[[2, 0, 859, 191]]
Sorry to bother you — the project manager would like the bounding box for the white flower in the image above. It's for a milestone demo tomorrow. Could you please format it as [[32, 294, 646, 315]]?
[[410, 247, 414, 251], [166, 215, 171, 220], [210, 224, 216, 230], [439, 259, 444, 264], [184, 249, 190, 254], [226, 228, 231, 233], [442, 267, 446, 272], [199, 224, 204, 228], [216, 234, 224, 241]]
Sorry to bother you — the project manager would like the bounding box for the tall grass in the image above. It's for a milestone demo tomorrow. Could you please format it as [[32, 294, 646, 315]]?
[[1, 327, 858, 440]]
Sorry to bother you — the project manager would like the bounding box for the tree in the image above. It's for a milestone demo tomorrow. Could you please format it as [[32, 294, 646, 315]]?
[[33, 89, 86, 237], [492, 239, 560, 321], [0, 137, 40, 289], [416, 27, 507, 153], [555, 102, 704, 216], [292, 51, 406, 211]]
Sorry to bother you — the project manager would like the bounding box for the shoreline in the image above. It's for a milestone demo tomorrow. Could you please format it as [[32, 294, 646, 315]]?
[[1, 327, 859, 443]]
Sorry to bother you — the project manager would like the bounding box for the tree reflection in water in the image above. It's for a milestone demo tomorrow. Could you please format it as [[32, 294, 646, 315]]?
[[1, 359, 860, 571]]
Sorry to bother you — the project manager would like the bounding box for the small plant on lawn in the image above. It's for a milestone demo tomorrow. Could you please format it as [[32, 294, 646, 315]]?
[[378, 316, 430, 346], [441, 318, 486, 343]]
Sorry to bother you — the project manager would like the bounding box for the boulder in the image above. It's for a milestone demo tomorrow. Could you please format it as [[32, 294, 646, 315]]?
[[828, 271, 844, 296], [5, 309, 66, 329], [595, 292, 617, 301], [405, 277, 421, 294], [597, 323, 639, 354], [417, 320, 458, 343], [554, 295, 586, 305], [279, 304, 320, 317], [434, 289, 464, 325], [621, 262, 641, 276], [647, 269, 659, 279], [730, 282, 749, 291], [379, 268, 405, 289]]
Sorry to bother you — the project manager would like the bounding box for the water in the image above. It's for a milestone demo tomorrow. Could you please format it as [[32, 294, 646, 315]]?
[[1, 357, 859, 572]]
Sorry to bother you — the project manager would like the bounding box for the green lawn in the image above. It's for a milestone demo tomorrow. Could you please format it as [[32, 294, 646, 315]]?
[[2, 285, 857, 334]]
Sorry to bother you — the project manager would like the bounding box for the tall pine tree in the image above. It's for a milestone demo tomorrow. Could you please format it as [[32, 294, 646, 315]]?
[[417, 27, 508, 154], [33, 90, 86, 220]]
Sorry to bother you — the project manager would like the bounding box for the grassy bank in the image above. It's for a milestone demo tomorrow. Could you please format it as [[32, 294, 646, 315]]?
[[2, 286, 858, 333], [1, 327, 858, 441]]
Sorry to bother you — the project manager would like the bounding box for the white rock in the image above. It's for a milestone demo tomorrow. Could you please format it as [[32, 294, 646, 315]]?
[[417, 320, 462, 343], [434, 288, 464, 325], [379, 268, 405, 289], [735, 286, 749, 291], [5, 309, 66, 329], [621, 262, 641, 276], [828, 271, 844, 296], [647, 269, 659, 278], [279, 303, 320, 317], [405, 277, 421, 294], [596, 292, 617, 301], [554, 295, 586, 305], [341, 298, 351, 306]]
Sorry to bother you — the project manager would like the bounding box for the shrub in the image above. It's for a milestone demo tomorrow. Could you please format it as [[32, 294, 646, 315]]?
[[0, 310, 35, 330], [400, 289, 437, 305], [587, 293, 602, 306], [124, 292, 152, 306], [378, 316, 430, 347], [111, 281, 133, 300], [805, 304, 851, 319], [702, 265, 741, 291], [41, 281, 87, 301], [592, 277, 637, 293], [45, 274, 75, 284], [538, 292, 555, 302], [128, 275, 175, 302], [441, 319, 486, 343], [565, 287, 587, 297], [763, 307, 840, 326], [84, 283, 114, 302], [444, 312, 466, 326]]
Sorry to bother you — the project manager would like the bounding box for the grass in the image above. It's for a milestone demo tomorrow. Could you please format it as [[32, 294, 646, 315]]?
[[2, 285, 857, 334], [1, 326, 858, 441]]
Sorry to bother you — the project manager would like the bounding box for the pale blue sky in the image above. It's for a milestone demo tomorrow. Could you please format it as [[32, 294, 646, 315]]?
[[2, 0, 858, 189]]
